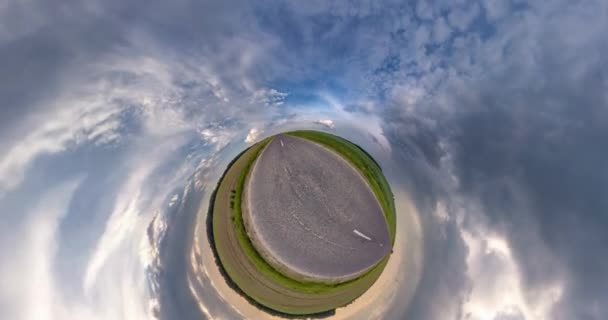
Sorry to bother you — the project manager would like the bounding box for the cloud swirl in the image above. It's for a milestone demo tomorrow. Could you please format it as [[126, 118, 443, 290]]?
[[1, 0, 607, 319]]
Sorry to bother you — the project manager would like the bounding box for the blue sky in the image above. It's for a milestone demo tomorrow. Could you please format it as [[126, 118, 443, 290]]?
[[1, 0, 607, 319]]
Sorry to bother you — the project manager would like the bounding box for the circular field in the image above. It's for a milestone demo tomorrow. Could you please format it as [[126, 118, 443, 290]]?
[[210, 130, 396, 315]]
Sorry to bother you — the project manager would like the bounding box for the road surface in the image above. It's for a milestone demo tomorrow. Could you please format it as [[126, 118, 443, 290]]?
[[244, 135, 391, 283]]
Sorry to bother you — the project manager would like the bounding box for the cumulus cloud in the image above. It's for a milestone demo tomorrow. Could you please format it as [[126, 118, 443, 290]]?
[[244, 128, 261, 143], [313, 119, 335, 129]]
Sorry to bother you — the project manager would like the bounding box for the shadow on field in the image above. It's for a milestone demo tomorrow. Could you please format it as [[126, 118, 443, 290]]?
[[205, 147, 336, 319]]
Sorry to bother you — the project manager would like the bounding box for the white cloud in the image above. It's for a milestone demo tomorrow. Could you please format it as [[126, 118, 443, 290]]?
[[0, 53, 193, 196], [391, 83, 426, 112], [251, 88, 288, 107], [0, 177, 153, 320], [80, 136, 200, 320], [245, 128, 261, 143], [313, 119, 335, 129], [0, 98, 123, 195], [461, 228, 563, 320], [0, 43, 245, 319], [23, 179, 83, 320], [199, 127, 235, 151], [83, 164, 151, 293]]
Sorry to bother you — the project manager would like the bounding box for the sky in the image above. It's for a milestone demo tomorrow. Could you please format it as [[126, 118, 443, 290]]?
[[1, 0, 607, 319]]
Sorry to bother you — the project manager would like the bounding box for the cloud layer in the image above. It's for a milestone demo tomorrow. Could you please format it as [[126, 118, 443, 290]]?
[[1, 0, 607, 319]]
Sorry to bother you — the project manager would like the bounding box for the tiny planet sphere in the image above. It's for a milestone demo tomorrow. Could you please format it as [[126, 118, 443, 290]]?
[[209, 130, 395, 315]]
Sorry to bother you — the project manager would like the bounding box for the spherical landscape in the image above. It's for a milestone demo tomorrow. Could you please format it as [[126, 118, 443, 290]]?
[[209, 130, 396, 315]]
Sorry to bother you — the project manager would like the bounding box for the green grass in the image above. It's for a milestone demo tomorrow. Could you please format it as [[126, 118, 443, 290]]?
[[287, 130, 396, 243]]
